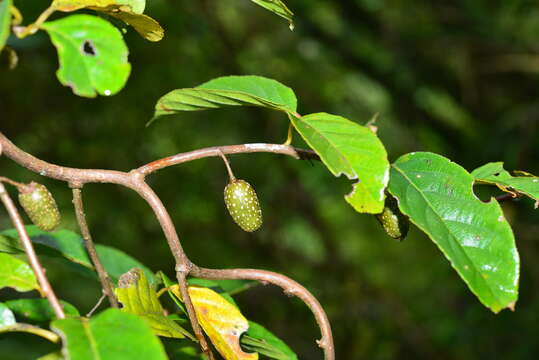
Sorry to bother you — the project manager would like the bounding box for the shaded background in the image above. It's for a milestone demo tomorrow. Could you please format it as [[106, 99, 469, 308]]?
[[2, 0, 539, 358]]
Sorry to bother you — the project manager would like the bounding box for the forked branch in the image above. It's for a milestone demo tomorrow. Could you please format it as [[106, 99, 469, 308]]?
[[191, 265, 335, 360], [0, 131, 334, 360]]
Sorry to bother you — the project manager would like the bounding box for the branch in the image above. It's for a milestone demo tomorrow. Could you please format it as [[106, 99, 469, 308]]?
[[134, 181, 214, 359], [136, 143, 319, 176], [71, 187, 119, 308], [0, 182, 65, 319], [0, 132, 333, 359], [190, 266, 335, 360]]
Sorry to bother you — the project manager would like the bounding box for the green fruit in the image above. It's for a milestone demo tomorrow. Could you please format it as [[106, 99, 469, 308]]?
[[18, 182, 61, 232], [376, 194, 409, 241], [224, 179, 262, 232]]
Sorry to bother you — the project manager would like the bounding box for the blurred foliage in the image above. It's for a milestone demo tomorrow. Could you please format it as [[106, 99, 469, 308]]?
[[1, 0, 539, 359]]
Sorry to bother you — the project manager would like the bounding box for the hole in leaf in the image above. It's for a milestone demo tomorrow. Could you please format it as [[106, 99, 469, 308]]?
[[81, 40, 96, 56], [473, 183, 499, 203]]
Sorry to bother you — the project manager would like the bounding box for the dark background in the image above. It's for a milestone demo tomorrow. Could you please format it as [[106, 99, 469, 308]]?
[[2, 0, 539, 359]]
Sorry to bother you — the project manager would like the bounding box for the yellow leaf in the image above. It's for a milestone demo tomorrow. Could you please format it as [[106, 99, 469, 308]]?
[[107, 10, 164, 42], [188, 286, 258, 360], [51, 0, 163, 41], [52, 0, 144, 14]]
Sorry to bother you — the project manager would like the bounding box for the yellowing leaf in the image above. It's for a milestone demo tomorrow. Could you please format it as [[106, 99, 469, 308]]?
[[188, 286, 258, 360], [52, 0, 144, 14], [51, 0, 163, 41], [115, 268, 193, 339], [107, 10, 164, 42], [0, 253, 42, 295]]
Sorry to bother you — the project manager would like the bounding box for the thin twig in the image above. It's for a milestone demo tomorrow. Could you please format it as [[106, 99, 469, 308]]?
[[218, 150, 236, 182], [136, 143, 319, 177], [72, 187, 119, 308], [190, 266, 335, 360], [0, 176, 26, 190], [0, 182, 65, 319], [86, 293, 107, 317]]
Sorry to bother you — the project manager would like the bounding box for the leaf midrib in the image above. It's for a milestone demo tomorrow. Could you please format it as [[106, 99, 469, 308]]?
[[82, 318, 101, 360], [392, 163, 503, 306]]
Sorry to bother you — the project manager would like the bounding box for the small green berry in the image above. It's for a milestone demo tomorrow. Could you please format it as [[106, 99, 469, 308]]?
[[18, 182, 61, 232], [224, 179, 262, 232], [376, 194, 409, 241]]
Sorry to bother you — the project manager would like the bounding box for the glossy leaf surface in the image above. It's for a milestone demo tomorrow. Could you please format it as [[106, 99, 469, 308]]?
[[115, 268, 193, 339], [0, 302, 16, 327], [0, 0, 11, 51], [42, 14, 131, 97], [472, 162, 539, 202], [388, 152, 519, 312], [250, 0, 294, 29], [5, 299, 79, 322], [152, 75, 297, 122], [1, 227, 155, 284], [0, 253, 40, 293], [188, 286, 258, 360], [51, 308, 168, 360], [243, 321, 298, 360], [290, 112, 389, 213]]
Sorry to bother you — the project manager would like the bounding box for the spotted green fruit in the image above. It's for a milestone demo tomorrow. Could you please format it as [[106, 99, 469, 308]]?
[[224, 179, 262, 232], [18, 182, 61, 232], [376, 194, 409, 241]]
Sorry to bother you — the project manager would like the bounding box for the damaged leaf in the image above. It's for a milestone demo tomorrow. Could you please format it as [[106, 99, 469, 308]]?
[[41, 14, 131, 97], [188, 286, 258, 360], [290, 112, 389, 214], [115, 268, 193, 339]]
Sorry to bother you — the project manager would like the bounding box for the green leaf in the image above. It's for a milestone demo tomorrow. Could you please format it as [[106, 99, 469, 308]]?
[[471, 162, 539, 203], [95, 245, 156, 284], [152, 75, 297, 123], [5, 299, 79, 322], [169, 345, 205, 360], [290, 112, 389, 214], [0, 302, 16, 328], [158, 271, 186, 313], [249, 0, 294, 30], [1, 227, 155, 284], [37, 351, 64, 360], [0, 0, 11, 51], [51, 308, 168, 360], [0, 233, 21, 253], [242, 321, 298, 360], [388, 152, 519, 312], [0, 253, 40, 294], [41, 14, 131, 97], [115, 268, 193, 340]]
